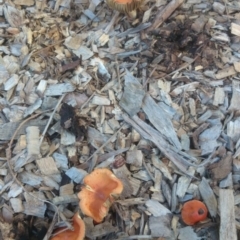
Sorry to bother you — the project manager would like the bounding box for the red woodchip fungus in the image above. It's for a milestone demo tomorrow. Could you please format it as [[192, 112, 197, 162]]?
[[106, 0, 143, 18], [181, 200, 208, 225], [51, 213, 85, 240], [78, 168, 123, 223]]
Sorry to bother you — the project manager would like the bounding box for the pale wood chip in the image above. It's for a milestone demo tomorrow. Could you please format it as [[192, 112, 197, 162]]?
[[219, 189, 237, 240]]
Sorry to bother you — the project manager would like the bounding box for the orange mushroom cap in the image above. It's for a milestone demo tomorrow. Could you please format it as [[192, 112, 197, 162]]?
[[51, 213, 85, 240], [78, 168, 123, 223], [181, 200, 208, 225], [106, 0, 143, 15]]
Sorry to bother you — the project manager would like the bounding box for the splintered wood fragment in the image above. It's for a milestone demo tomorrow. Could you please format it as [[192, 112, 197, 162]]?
[[52, 195, 79, 205], [122, 114, 196, 177], [231, 23, 240, 37], [219, 189, 237, 240], [26, 126, 40, 159], [151, 154, 172, 180], [115, 198, 146, 206], [142, 94, 181, 150], [36, 157, 59, 175], [147, 0, 184, 32], [215, 66, 236, 79]]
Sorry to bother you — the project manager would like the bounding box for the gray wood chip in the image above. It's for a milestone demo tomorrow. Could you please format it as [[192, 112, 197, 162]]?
[[142, 94, 182, 150], [36, 157, 59, 175], [146, 199, 171, 217], [149, 215, 173, 238], [65, 167, 87, 183], [199, 177, 217, 217], [219, 189, 237, 240], [119, 71, 145, 117]]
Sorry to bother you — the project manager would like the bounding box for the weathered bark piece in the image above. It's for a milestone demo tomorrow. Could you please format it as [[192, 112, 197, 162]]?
[[119, 71, 145, 116], [199, 177, 217, 217], [142, 94, 181, 150], [219, 189, 237, 240]]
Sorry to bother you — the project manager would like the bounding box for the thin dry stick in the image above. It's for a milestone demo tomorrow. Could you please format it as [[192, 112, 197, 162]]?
[[147, 0, 184, 32], [39, 94, 65, 145], [6, 110, 59, 236]]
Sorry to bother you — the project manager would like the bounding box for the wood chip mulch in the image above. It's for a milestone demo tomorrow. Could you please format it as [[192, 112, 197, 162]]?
[[0, 0, 240, 239]]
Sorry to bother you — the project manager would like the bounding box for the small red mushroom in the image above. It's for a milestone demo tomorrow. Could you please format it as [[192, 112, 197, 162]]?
[[50, 213, 85, 240], [181, 200, 208, 225], [78, 168, 123, 223]]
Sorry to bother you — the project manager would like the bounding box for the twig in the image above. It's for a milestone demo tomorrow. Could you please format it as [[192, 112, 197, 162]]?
[[146, 0, 184, 32], [39, 94, 65, 146], [6, 110, 59, 240], [122, 113, 199, 179]]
